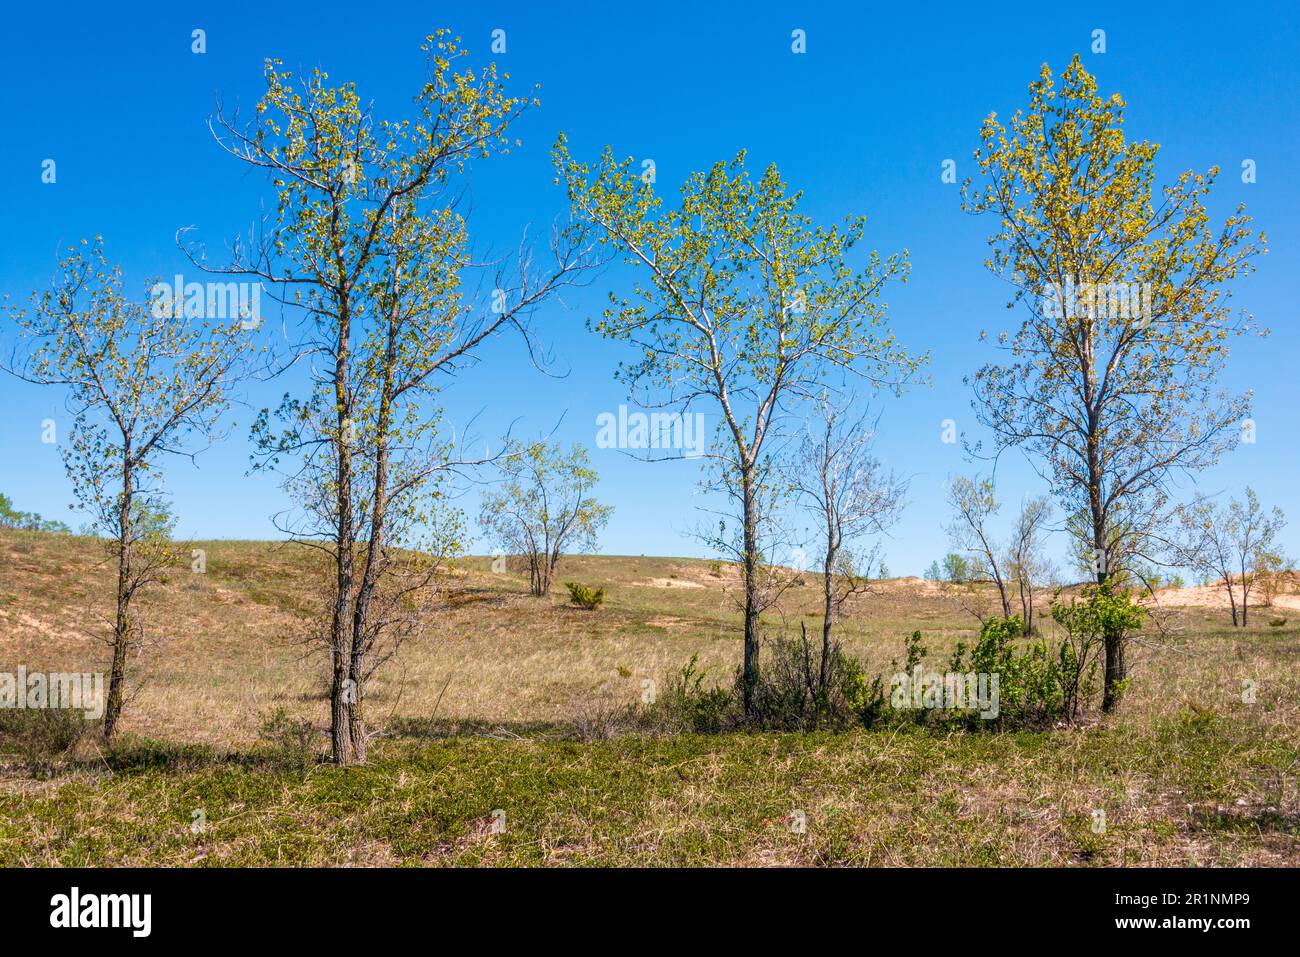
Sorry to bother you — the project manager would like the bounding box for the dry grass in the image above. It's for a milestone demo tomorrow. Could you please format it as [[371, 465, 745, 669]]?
[[0, 533, 997, 744], [1, 528, 1297, 866], [2, 530, 1296, 746]]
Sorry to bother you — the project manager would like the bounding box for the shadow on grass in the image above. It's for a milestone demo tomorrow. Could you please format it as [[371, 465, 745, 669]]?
[[2, 717, 624, 782], [1191, 807, 1300, 834], [0, 736, 326, 778], [386, 716, 583, 741]]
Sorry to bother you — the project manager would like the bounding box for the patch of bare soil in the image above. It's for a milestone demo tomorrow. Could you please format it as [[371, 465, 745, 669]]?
[[644, 616, 691, 629], [1155, 584, 1299, 613], [643, 577, 704, 589]]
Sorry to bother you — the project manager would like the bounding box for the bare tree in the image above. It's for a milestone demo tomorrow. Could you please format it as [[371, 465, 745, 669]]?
[[479, 440, 613, 597], [945, 476, 1014, 622], [1006, 496, 1054, 634], [1228, 491, 1288, 625], [791, 401, 906, 695], [1173, 489, 1286, 626]]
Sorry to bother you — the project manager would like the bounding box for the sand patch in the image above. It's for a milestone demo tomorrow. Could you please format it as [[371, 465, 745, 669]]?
[[1154, 584, 1299, 613]]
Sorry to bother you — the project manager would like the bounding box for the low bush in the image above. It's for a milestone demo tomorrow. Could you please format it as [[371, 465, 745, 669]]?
[[643, 654, 737, 733], [905, 589, 1139, 728], [648, 591, 1140, 737], [947, 615, 1067, 727], [647, 630, 886, 734], [1051, 585, 1140, 717], [747, 626, 885, 731], [564, 581, 605, 610], [570, 699, 636, 741]]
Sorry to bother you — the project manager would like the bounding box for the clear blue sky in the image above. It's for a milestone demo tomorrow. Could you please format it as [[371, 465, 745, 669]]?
[[1, 1, 1296, 575]]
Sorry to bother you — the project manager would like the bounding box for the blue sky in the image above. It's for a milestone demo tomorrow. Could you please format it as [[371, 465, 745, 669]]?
[[1, 1, 1296, 575]]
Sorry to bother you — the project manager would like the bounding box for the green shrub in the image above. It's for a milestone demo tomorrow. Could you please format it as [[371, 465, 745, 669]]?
[[960, 615, 1065, 726], [643, 654, 737, 733], [748, 628, 884, 731], [564, 581, 605, 610], [844, 661, 888, 728], [929, 596, 1136, 727], [901, 613, 1099, 729], [1052, 585, 1141, 716], [903, 629, 927, 671]]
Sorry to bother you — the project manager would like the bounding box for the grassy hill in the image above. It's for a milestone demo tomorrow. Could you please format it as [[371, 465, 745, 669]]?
[[0, 531, 989, 745], [1, 529, 1297, 866]]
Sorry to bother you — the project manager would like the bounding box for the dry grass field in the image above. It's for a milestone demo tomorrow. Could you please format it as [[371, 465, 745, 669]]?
[[1, 528, 1298, 866]]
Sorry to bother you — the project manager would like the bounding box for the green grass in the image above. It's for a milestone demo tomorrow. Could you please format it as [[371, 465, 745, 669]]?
[[3, 714, 1296, 867]]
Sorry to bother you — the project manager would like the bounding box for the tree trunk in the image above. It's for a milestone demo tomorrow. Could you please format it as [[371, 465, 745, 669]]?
[[740, 468, 760, 716], [1091, 480, 1126, 714], [819, 551, 834, 697], [103, 450, 134, 739], [1097, 554, 1125, 713], [1239, 561, 1249, 626], [543, 544, 563, 598], [346, 271, 405, 769], [1101, 621, 1125, 713], [1023, 580, 1034, 636], [529, 553, 545, 596], [994, 575, 1012, 621], [330, 655, 357, 765], [329, 295, 361, 765]]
